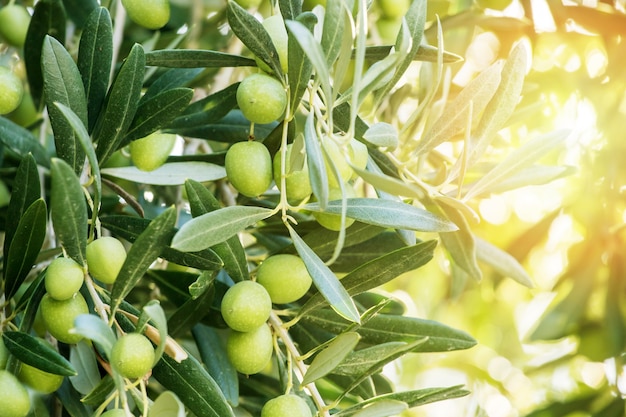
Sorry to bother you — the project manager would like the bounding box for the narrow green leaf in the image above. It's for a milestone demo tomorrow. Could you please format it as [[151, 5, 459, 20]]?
[[43, 36, 89, 174], [352, 400, 408, 417], [24, 0, 67, 107], [227, 0, 283, 77], [288, 225, 361, 323], [416, 61, 503, 156], [166, 110, 276, 141], [56, 379, 94, 417], [288, 13, 315, 116], [143, 301, 168, 364], [469, 164, 576, 197], [337, 53, 401, 109], [321, 0, 346, 67], [77, 6, 112, 132], [192, 324, 239, 406], [99, 215, 223, 271], [464, 129, 570, 201], [286, 19, 333, 107], [3, 154, 40, 267], [3, 199, 47, 299], [124, 88, 193, 142], [299, 240, 436, 317], [475, 237, 533, 287], [167, 280, 215, 337], [2, 331, 77, 376], [92, 43, 145, 164], [332, 342, 412, 376], [336, 385, 470, 416], [360, 44, 462, 63], [185, 180, 248, 282], [71, 314, 117, 357], [305, 198, 457, 232], [150, 391, 186, 417], [0, 118, 49, 166], [300, 309, 476, 352], [152, 353, 236, 417], [279, 0, 301, 20], [362, 122, 398, 149], [171, 206, 273, 252], [302, 332, 360, 385], [110, 207, 177, 315], [169, 83, 239, 130], [351, 166, 424, 200], [304, 111, 328, 208], [142, 68, 203, 102], [145, 49, 256, 68], [101, 162, 226, 186], [50, 158, 88, 265], [69, 341, 101, 395], [80, 375, 115, 406]]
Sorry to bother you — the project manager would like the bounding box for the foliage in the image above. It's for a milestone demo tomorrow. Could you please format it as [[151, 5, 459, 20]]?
[[0, 0, 614, 416]]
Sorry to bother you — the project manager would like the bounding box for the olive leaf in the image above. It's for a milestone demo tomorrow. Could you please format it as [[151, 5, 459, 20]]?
[[2, 331, 77, 376]]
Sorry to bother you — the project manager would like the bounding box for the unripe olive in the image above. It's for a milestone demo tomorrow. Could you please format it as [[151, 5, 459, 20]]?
[[376, 0, 410, 19], [256, 255, 312, 304], [0, 370, 30, 417], [40, 292, 89, 344], [45, 257, 84, 301], [255, 15, 288, 74], [86, 237, 127, 284], [273, 144, 312, 203], [227, 324, 273, 375], [313, 185, 357, 231], [110, 333, 155, 379], [321, 136, 353, 188], [129, 131, 177, 171], [121, 0, 170, 30], [101, 410, 127, 417], [225, 141, 273, 198], [348, 139, 368, 177], [236, 73, 286, 124], [234, 0, 263, 9], [19, 362, 64, 394], [261, 394, 312, 417], [0, 5, 30, 47], [0, 67, 24, 115], [221, 281, 272, 332]]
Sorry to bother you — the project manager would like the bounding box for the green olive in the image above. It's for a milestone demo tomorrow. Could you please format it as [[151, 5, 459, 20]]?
[[233, 0, 263, 9], [313, 185, 357, 231], [45, 257, 85, 301], [18, 362, 64, 394], [0, 67, 24, 115], [236, 73, 287, 124], [376, 0, 410, 19], [40, 292, 89, 344], [130, 131, 177, 171], [110, 333, 155, 379], [221, 281, 272, 332], [256, 255, 312, 304], [227, 324, 273, 375], [121, 0, 170, 30], [273, 143, 312, 203], [261, 394, 312, 417], [0, 370, 30, 417], [0, 5, 30, 47], [225, 141, 273, 198], [86, 237, 127, 285], [321, 136, 353, 188], [255, 15, 288, 74]]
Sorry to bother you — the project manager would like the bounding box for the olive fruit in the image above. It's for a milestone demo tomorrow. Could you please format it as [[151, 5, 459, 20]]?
[[121, 0, 170, 30], [236, 73, 286, 124], [130, 131, 177, 171], [221, 281, 272, 332], [234, 0, 263, 9], [225, 141, 273, 197], [348, 139, 368, 177], [0, 4, 30, 47], [261, 394, 312, 417], [321, 136, 353, 188], [255, 15, 288, 74], [376, 0, 410, 19], [273, 144, 312, 203], [40, 292, 89, 344], [0, 67, 24, 115], [313, 185, 357, 231], [256, 255, 312, 304], [227, 324, 273, 375], [110, 333, 155, 379], [86, 237, 127, 284], [101, 410, 127, 417], [45, 257, 84, 301], [18, 363, 64, 394], [0, 370, 30, 417]]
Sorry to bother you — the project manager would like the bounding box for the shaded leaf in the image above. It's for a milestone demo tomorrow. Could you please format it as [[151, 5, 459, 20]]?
[[110, 207, 178, 315], [2, 331, 76, 376], [169, 83, 239, 130], [142, 68, 203, 102], [288, 225, 361, 323], [0, 118, 49, 166], [171, 206, 273, 252], [302, 332, 360, 385], [351, 166, 424, 200], [166, 110, 277, 141], [145, 49, 256, 68], [50, 158, 88, 265], [360, 44, 462, 63], [101, 162, 226, 185], [287, 12, 315, 114]]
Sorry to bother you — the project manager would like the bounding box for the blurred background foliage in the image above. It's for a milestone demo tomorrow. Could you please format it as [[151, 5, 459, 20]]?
[[1, 0, 624, 415]]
